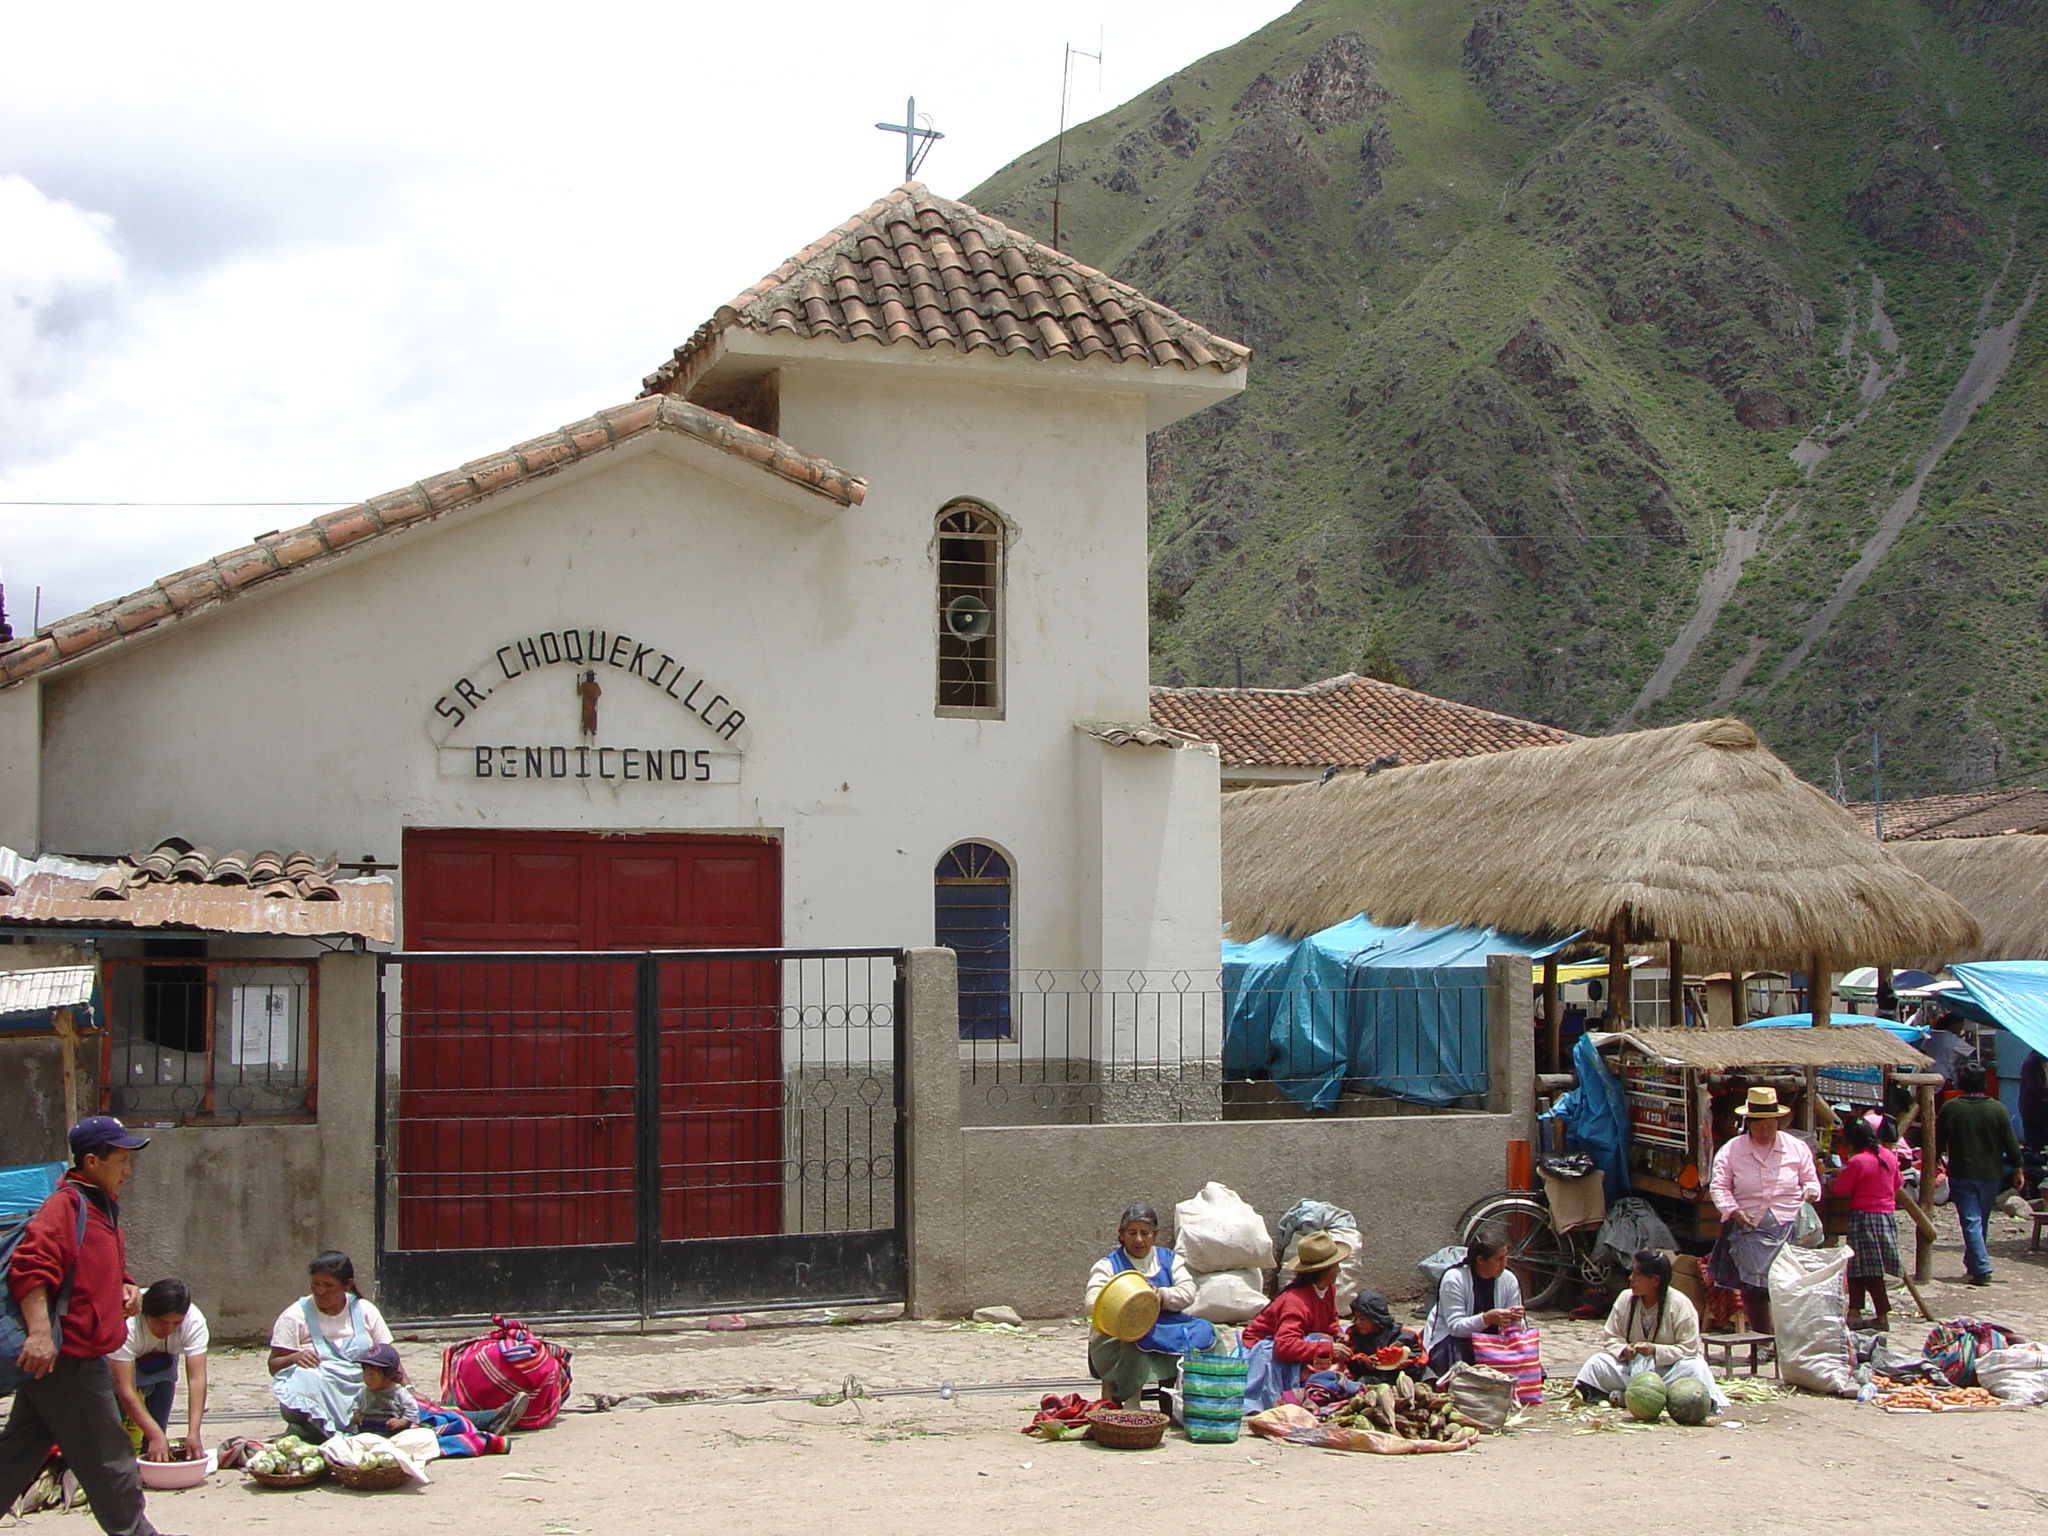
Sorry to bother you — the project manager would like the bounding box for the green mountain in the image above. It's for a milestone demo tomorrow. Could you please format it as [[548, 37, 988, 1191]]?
[[967, 0, 2048, 795]]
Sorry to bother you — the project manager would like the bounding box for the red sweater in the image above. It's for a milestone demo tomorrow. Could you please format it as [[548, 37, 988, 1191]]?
[[7, 1174, 131, 1359], [1240, 1280, 1339, 1364], [1830, 1147, 1903, 1214]]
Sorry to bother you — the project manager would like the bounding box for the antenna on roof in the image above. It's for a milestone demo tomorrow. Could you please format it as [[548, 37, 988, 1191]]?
[[875, 96, 945, 182], [1050, 36, 1104, 251]]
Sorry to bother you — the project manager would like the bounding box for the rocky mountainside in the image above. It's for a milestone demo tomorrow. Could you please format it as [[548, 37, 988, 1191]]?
[[967, 0, 2048, 795]]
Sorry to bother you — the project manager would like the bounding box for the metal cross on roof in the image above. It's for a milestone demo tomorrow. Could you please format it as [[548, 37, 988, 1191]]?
[[875, 96, 943, 180]]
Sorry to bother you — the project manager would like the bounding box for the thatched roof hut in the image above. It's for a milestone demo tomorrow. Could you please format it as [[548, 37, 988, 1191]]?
[[1222, 717, 1980, 970], [1889, 835, 2048, 961]]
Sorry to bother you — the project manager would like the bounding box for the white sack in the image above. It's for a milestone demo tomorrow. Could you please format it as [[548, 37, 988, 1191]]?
[[1976, 1344, 2048, 1406], [1185, 1268, 1268, 1324], [1282, 1224, 1367, 1313], [1765, 1243, 1856, 1396], [1174, 1182, 1273, 1275], [319, 1431, 433, 1484]]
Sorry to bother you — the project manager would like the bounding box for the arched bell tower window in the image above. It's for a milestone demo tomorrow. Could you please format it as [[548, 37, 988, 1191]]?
[[935, 841, 1013, 1039], [935, 502, 1003, 718]]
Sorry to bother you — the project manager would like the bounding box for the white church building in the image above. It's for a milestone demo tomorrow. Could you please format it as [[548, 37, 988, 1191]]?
[[0, 184, 1251, 1325]]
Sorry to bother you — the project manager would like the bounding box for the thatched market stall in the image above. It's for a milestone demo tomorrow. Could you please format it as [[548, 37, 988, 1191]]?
[[1223, 718, 1981, 1063], [1888, 834, 2048, 961]]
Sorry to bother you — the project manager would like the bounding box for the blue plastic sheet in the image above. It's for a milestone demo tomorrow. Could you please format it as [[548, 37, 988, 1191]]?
[[0, 1162, 64, 1222], [1546, 1034, 1633, 1202], [1947, 962, 2048, 1058], [1740, 1012, 1929, 1045], [1222, 916, 1574, 1112]]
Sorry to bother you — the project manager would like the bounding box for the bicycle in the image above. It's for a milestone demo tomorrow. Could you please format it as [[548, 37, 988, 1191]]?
[[1454, 1186, 1621, 1309]]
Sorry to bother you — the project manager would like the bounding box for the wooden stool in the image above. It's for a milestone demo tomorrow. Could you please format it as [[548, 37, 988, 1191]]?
[[2030, 1209, 2046, 1253], [1701, 1332, 1775, 1377]]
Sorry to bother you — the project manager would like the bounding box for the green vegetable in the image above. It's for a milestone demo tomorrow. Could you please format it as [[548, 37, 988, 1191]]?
[[1665, 1377, 1713, 1425], [1623, 1372, 1668, 1423]]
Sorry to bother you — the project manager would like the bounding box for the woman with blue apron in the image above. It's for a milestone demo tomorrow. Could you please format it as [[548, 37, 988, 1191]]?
[[1084, 1204, 1216, 1407], [266, 1251, 395, 1439]]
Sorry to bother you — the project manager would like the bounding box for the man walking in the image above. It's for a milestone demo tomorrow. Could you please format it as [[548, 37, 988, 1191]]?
[[1936, 1062, 2024, 1286], [1, 1117, 174, 1536]]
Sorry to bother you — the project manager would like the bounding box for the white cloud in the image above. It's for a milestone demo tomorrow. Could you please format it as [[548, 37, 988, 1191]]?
[[0, 0, 1296, 624]]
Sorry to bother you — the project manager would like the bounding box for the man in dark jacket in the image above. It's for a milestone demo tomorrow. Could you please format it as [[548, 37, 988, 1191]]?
[[1, 1117, 173, 1536], [1937, 1062, 2024, 1286]]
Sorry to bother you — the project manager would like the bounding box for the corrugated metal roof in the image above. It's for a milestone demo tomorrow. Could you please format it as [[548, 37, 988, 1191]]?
[[0, 871, 392, 942], [0, 966, 95, 1017]]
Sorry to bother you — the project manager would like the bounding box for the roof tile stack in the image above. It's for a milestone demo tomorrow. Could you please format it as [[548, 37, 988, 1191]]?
[[89, 838, 340, 902]]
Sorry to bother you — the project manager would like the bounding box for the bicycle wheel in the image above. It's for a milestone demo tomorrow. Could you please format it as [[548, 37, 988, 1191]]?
[[1461, 1193, 1577, 1310]]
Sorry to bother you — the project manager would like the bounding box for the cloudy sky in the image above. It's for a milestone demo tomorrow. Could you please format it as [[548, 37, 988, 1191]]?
[[2, 0, 1295, 628]]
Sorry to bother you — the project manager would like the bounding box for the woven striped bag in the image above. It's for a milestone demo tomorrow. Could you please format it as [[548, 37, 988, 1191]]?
[[1180, 1349, 1251, 1443]]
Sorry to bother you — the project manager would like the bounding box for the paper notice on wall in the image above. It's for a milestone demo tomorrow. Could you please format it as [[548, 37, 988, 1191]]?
[[229, 986, 294, 1068]]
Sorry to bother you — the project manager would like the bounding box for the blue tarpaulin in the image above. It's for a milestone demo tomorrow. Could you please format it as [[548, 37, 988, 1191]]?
[[0, 1162, 64, 1222], [1222, 916, 1576, 1112], [1546, 1034, 1633, 1202], [1946, 962, 2048, 1058], [1740, 1012, 1929, 1045]]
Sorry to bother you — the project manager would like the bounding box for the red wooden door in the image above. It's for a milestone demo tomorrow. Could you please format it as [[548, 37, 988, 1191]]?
[[398, 830, 780, 1251]]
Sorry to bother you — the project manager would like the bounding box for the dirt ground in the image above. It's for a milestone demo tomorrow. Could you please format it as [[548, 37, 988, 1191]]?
[[10, 1203, 2047, 1534]]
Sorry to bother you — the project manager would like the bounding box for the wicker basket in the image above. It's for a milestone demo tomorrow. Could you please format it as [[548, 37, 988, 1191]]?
[[332, 1462, 414, 1492], [246, 1467, 325, 1489], [1087, 1409, 1170, 1449]]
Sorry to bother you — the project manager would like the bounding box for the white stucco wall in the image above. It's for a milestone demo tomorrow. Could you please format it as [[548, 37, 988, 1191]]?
[[32, 360, 1218, 982]]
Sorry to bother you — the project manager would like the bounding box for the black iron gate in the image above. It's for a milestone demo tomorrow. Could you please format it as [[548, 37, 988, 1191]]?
[[374, 948, 906, 1323]]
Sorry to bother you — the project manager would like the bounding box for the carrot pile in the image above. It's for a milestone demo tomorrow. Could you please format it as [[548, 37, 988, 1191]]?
[[1871, 1378, 2001, 1410]]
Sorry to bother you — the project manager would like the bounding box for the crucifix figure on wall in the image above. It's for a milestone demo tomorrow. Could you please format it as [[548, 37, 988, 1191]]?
[[577, 668, 602, 737]]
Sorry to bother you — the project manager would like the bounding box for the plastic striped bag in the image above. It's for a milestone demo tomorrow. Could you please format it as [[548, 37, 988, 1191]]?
[[440, 1315, 573, 1430], [1180, 1348, 1251, 1443], [1470, 1326, 1544, 1405]]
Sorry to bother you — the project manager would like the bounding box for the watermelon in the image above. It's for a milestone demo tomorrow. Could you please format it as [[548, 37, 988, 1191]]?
[[1665, 1377, 1712, 1425], [1623, 1371, 1668, 1422]]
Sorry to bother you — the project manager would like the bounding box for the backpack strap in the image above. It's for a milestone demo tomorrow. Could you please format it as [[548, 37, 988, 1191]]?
[[48, 1188, 91, 1323]]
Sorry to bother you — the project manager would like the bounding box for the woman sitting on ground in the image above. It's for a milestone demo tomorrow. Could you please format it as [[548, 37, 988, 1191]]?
[[1082, 1204, 1214, 1408], [1239, 1231, 1351, 1411], [1571, 1249, 1725, 1412], [1419, 1224, 1523, 1379], [267, 1250, 394, 1439]]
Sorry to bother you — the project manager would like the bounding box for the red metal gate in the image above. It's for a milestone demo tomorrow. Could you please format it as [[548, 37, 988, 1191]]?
[[395, 830, 783, 1252]]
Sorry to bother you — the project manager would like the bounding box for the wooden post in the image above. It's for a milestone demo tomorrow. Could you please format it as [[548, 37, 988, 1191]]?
[[1800, 1066, 1818, 1135], [1667, 940, 1685, 1029], [1807, 952, 1830, 1018], [51, 1006, 81, 1127], [1606, 919, 1630, 1026], [1730, 970, 1746, 1027], [1541, 957, 1561, 1074], [1915, 1080, 1939, 1283]]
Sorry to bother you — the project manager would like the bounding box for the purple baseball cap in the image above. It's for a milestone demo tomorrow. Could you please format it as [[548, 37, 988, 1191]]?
[[68, 1116, 151, 1155]]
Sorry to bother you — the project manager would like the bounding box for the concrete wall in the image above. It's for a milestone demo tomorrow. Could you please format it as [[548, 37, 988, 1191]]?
[[118, 953, 377, 1339], [0, 683, 39, 853], [906, 949, 1537, 1319]]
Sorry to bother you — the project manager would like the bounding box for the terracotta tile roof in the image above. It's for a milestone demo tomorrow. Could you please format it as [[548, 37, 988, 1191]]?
[[0, 397, 864, 688], [1149, 674, 1579, 770], [642, 182, 1250, 397], [1847, 786, 2048, 841]]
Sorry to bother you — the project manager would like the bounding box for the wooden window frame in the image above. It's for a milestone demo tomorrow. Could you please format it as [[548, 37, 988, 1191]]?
[[935, 502, 1005, 719]]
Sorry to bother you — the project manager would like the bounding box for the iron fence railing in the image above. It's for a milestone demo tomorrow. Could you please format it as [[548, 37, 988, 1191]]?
[[102, 959, 317, 1123], [960, 970, 1491, 1125]]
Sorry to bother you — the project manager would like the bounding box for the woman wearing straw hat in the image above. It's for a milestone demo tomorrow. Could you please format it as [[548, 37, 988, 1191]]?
[[1238, 1231, 1352, 1412], [1083, 1205, 1215, 1408], [1707, 1086, 1821, 1333]]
